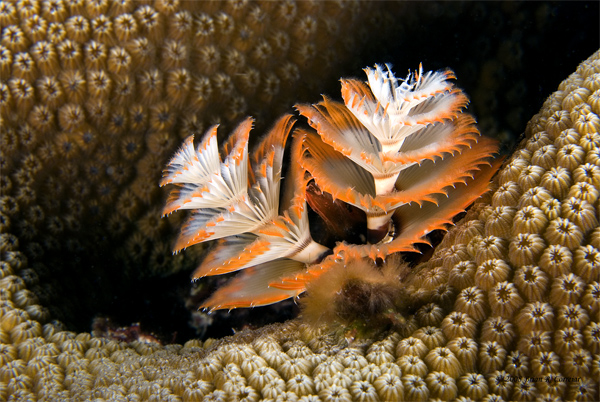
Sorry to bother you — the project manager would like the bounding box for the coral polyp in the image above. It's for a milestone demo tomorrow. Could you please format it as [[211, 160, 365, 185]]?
[[162, 63, 500, 322]]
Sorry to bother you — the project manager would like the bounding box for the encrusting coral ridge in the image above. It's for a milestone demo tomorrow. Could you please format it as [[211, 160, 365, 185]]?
[[0, 0, 599, 400]]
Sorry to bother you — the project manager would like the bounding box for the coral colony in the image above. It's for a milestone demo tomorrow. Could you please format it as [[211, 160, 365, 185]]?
[[161, 64, 500, 331]]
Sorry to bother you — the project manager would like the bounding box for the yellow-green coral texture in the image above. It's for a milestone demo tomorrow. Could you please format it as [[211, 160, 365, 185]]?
[[1, 48, 599, 402], [0, 0, 599, 400]]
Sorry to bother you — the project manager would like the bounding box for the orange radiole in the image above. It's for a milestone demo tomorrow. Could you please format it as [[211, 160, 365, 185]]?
[[160, 64, 500, 312]]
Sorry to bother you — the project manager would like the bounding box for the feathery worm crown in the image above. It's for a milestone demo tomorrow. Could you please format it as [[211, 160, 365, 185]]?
[[160, 64, 500, 311]]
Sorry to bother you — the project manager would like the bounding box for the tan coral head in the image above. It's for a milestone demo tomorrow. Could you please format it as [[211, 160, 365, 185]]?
[[160, 63, 501, 313]]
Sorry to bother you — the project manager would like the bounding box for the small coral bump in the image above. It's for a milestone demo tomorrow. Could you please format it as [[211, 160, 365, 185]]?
[[568, 100, 593, 122], [478, 341, 507, 375], [36, 75, 64, 109], [562, 87, 591, 111], [474, 236, 507, 265], [448, 261, 477, 291], [574, 112, 600, 135], [531, 350, 561, 377], [453, 287, 488, 325], [531, 144, 557, 170], [319, 383, 353, 402], [86, 68, 111, 99], [46, 21, 66, 43], [539, 244, 573, 277], [257, 72, 280, 104], [441, 311, 477, 340], [544, 217, 584, 251], [126, 37, 156, 70], [107, 46, 132, 75], [487, 370, 514, 400], [2, 24, 30, 52], [511, 205, 548, 236], [585, 146, 600, 165], [12, 51, 37, 81], [511, 377, 540, 400], [554, 327, 584, 358], [134, 5, 164, 43], [540, 166, 572, 199], [567, 181, 599, 205], [10, 319, 42, 344], [566, 377, 598, 402], [508, 233, 546, 266], [573, 244, 600, 281], [277, 357, 313, 381], [492, 181, 522, 207], [431, 283, 457, 307], [192, 12, 215, 46], [517, 186, 553, 209], [149, 101, 175, 132], [562, 197, 598, 233], [373, 372, 404, 402], [557, 303, 590, 331], [515, 301, 555, 333], [366, 345, 395, 365], [557, 143, 586, 171], [554, 127, 581, 148], [0, 1, 17, 26], [415, 303, 445, 327], [513, 265, 549, 302], [581, 281, 600, 317], [457, 373, 489, 401], [537, 373, 567, 397], [424, 347, 463, 379], [28, 104, 56, 134], [340, 350, 367, 369], [517, 164, 546, 192], [138, 68, 164, 105], [488, 281, 524, 319], [505, 350, 531, 377], [426, 371, 458, 401], [445, 337, 477, 374], [549, 272, 586, 307], [8, 78, 35, 117], [589, 89, 600, 115], [165, 67, 192, 108], [474, 259, 511, 292], [583, 321, 600, 354], [572, 162, 600, 188], [211, 71, 234, 101], [441, 244, 471, 270], [268, 29, 291, 55], [484, 206, 516, 238], [396, 337, 429, 359], [65, 14, 90, 43], [161, 39, 188, 71], [59, 69, 86, 103], [195, 44, 220, 76], [56, 38, 84, 69], [349, 380, 379, 402], [113, 12, 138, 42], [481, 316, 515, 348], [546, 110, 572, 139], [499, 156, 528, 184], [401, 374, 430, 401], [526, 130, 554, 153], [285, 373, 314, 397]]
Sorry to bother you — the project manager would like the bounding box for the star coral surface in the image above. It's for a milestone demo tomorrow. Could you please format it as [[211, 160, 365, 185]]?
[[0, 0, 599, 400]]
